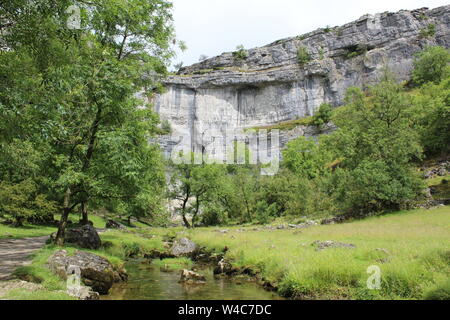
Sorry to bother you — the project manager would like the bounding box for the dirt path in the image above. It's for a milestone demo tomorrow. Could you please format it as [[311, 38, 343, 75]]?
[[0, 236, 49, 281]]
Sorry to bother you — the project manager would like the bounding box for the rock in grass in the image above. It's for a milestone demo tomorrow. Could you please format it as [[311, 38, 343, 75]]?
[[105, 219, 126, 230], [50, 224, 101, 249], [170, 238, 198, 257], [213, 259, 237, 275], [312, 240, 356, 251], [48, 250, 127, 295], [67, 284, 99, 300], [179, 269, 206, 284], [0, 280, 44, 298]]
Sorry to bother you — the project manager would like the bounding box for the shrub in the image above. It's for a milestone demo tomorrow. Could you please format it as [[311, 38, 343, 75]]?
[[424, 281, 450, 300], [319, 47, 325, 60], [331, 160, 423, 215], [312, 103, 333, 127], [419, 23, 436, 38], [0, 179, 58, 226], [297, 47, 311, 65], [160, 119, 172, 135], [412, 77, 450, 155], [255, 201, 278, 224], [283, 136, 333, 179], [233, 45, 248, 60], [344, 45, 370, 59], [412, 46, 450, 86], [122, 242, 141, 257]]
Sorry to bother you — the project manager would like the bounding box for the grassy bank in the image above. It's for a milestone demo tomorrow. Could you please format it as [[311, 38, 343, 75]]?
[[186, 206, 450, 300], [0, 224, 56, 240], [6, 226, 166, 300], [2, 206, 449, 300]]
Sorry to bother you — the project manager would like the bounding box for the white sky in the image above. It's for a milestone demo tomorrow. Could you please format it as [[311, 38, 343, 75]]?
[[170, 0, 449, 68]]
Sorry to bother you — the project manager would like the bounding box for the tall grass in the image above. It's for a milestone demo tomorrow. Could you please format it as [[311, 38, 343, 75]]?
[[188, 206, 450, 299]]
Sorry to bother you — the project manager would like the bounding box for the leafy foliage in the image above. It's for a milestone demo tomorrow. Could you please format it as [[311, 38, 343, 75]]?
[[0, 180, 58, 226], [412, 46, 450, 86], [419, 23, 436, 38], [233, 45, 249, 60], [0, 0, 175, 242], [297, 47, 311, 65], [312, 103, 333, 128]]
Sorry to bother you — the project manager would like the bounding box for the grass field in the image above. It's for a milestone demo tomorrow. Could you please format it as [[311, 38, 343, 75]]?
[[186, 206, 450, 300], [0, 223, 56, 240], [1, 204, 449, 300]]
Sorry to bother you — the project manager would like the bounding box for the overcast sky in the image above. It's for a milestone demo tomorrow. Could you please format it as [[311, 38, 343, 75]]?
[[170, 0, 449, 68]]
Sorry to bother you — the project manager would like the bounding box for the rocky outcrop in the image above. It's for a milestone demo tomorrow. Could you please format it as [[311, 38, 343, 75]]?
[[154, 6, 450, 158], [423, 160, 449, 179], [48, 250, 127, 295], [170, 238, 198, 257]]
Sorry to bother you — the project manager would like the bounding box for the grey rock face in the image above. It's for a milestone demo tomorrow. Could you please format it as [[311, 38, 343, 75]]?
[[154, 6, 450, 158]]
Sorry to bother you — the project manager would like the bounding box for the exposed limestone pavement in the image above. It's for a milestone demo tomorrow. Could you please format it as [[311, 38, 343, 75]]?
[[0, 236, 49, 281]]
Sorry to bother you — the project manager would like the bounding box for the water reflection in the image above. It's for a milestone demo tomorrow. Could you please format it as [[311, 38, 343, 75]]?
[[102, 261, 282, 300]]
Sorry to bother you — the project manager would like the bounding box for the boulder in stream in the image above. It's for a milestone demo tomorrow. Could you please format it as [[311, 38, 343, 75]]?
[[179, 269, 206, 284]]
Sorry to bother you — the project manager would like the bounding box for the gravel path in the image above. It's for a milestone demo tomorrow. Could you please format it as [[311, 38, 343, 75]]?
[[0, 236, 49, 280]]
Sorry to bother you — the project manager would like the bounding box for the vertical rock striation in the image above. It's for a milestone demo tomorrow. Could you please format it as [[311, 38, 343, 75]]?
[[154, 6, 450, 157]]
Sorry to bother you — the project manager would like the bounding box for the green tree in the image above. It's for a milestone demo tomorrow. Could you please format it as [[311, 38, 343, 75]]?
[[325, 75, 424, 214], [0, 179, 58, 226], [412, 46, 450, 86], [283, 136, 332, 179], [0, 1, 175, 244], [312, 103, 333, 128], [169, 158, 226, 228], [411, 77, 450, 155]]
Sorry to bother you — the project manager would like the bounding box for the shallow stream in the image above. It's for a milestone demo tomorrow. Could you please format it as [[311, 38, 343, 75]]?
[[102, 260, 282, 300]]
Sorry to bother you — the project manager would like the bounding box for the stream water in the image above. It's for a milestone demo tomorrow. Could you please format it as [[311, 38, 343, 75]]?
[[102, 260, 282, 300]]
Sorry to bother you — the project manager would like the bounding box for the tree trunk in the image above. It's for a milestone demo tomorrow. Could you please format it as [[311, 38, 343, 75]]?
[[13, 217, 24, 227], [182, 214, 191, 229], [181, 195, 191, 228], [55, 187, 72, 246], [191, 197, 200, 228], [80, 202, 89, 225]]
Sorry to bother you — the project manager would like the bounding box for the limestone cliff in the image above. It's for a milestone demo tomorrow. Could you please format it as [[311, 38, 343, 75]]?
[[154, 5, 450, 157]]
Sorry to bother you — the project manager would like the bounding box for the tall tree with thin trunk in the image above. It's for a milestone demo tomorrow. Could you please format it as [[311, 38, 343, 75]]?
[[0, 0, 175, 244]]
